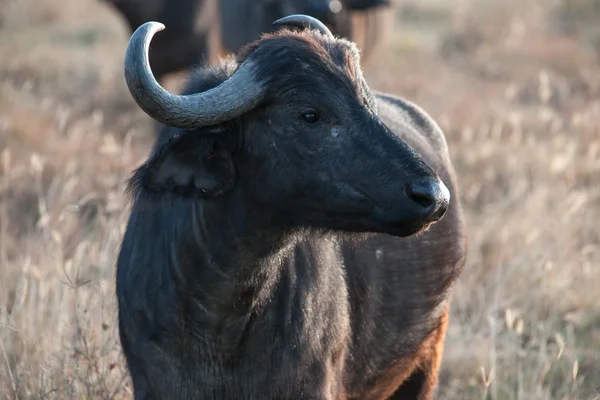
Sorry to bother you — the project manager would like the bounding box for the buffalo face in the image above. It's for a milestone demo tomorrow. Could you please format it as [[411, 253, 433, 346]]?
[[124, 17, 449, 238]]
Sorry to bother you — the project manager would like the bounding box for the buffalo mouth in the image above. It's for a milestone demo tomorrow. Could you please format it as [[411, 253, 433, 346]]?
[[335, 182, 445, 237], [299, 197, 439, 239], [370, 216, 434, 238], [312, 215, 434, 238], [311, 181, 445, 238]]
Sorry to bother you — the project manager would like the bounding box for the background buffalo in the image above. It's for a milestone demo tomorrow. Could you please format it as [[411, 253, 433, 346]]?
[[102, 0, 392, 82]]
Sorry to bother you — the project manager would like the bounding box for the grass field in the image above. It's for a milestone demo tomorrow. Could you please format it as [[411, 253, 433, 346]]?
[[1, 0, 599, 398]]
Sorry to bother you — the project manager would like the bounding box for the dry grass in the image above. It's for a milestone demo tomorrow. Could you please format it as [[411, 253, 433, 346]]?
[[0, 0, 599, 398]]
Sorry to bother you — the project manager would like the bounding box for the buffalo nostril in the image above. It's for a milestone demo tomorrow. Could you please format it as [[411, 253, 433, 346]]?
[[405, 183, 435, 210], [405, 180, 450, 218]]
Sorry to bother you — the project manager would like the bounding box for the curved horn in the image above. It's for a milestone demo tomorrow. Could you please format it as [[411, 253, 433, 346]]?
[[272, 14, 334, 38], [124, 21, 267, 129]]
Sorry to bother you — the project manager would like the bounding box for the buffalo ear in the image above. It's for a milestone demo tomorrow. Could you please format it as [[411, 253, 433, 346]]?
[[142, 130, 236, 198]]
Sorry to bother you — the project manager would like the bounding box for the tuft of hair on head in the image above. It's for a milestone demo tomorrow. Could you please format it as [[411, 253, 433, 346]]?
[[231, 25, 377, 115]]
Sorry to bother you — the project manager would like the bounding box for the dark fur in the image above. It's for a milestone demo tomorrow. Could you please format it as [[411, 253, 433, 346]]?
[[104, 0, 390, 81], [106, 0, 209, 79], [345, 0, 390, 10], [117, 29, 466, 399]]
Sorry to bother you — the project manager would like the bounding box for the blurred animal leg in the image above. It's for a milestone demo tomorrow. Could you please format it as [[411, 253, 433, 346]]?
[[387, 309, 449, 400]]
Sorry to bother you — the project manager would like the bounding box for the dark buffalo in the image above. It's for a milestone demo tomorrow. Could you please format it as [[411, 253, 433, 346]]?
[[117, 15, 466, 400], [103, 0, 391, 82]]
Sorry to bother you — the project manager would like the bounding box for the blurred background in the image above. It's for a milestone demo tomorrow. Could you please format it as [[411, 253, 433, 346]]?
[[0, 0, 599, 398]]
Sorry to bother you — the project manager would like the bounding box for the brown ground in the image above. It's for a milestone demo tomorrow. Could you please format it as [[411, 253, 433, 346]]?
[[1, 0, 599, 399]]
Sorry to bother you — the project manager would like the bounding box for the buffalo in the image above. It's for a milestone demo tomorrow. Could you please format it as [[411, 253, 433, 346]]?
[[103, 0, 391, 82], [117, 14, 466, 400]]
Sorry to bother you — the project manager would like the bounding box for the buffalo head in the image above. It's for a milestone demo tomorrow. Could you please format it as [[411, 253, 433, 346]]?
[[124, 15, 449, 237]]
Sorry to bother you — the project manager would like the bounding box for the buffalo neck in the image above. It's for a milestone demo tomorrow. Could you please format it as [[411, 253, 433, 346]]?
[[130, 190, 311, 335], [179, 192, 298, 308], [119, 188, 350, 395]]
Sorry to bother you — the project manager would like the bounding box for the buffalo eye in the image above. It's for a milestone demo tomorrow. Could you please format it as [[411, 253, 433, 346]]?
[[301, 111, 320, 124]]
